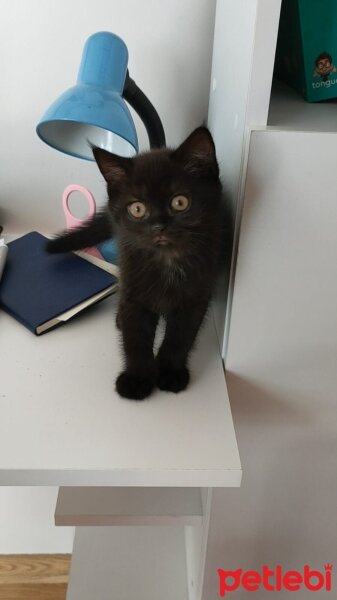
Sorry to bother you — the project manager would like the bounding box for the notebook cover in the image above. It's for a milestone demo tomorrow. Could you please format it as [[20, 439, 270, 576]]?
[[0, 232, 117, 334]]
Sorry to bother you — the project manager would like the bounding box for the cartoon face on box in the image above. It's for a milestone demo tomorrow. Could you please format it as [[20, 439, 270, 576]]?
[[313, 51, 336, 81]]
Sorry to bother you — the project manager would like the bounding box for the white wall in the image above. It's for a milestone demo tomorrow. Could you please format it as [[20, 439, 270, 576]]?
[[0, 0, 216, 554], [0, 488, 73, 553]]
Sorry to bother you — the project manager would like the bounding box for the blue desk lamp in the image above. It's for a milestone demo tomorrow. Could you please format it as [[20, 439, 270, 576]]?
[[36, 31, 166, 262], [37, 31, 165, 158]]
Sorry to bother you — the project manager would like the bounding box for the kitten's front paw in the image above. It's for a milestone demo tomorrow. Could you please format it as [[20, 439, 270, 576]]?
[[116, 371, 154, 400], [157, 366, 190, 393]]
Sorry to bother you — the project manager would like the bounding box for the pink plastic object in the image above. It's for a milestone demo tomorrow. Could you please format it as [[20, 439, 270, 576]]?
[[62, 184, 104, 259]]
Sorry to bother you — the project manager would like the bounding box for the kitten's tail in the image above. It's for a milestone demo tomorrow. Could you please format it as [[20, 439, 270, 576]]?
[[46, 210, 113, 254]]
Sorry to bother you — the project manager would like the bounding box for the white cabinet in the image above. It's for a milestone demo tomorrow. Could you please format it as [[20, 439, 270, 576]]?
[[203, 2, 337, 595], [209, 127, 337, 600], [208, 0, 282, 354], [228, 128, 337, 374]]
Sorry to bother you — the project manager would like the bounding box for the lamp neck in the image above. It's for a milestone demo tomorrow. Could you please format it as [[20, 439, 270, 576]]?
[[123, 72, 166, 149]]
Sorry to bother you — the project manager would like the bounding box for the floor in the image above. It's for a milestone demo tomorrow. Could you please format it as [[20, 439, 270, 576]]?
[[0, 555, 70, 600]]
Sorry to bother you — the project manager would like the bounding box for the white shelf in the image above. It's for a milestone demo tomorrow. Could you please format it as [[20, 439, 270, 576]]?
[[0, 292, 241, 487], [267, 80, 337, 132], [55, 487, 203, 526], [66, 527, 188, 600]]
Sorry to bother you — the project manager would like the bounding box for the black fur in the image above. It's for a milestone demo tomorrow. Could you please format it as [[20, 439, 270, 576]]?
[[47, 127, 224, 400], [46, 210, 113, 254]]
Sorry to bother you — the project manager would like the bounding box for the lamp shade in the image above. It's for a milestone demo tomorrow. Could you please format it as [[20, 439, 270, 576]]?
[[36, 32, 138, 160]]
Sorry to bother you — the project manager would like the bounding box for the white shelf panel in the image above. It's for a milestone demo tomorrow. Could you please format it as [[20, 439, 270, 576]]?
[[268, 80, 337, 132], [0, 288, 241, 487], [55, 487, 203, 526], [66, 527, 188, 600]]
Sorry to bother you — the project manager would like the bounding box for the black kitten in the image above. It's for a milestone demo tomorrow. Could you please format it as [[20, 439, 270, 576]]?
[[47, 127, 223, 400]]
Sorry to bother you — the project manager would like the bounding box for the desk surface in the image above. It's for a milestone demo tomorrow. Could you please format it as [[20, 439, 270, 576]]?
[[1, 293, 241, 487]]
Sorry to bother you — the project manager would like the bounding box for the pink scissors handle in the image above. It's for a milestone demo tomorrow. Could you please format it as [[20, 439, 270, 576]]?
[[62, 184, 96, 230], [62, 184, 104, 260]]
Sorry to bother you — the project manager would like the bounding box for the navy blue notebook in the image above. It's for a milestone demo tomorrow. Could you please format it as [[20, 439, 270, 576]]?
[[0, 232, 118, 335]]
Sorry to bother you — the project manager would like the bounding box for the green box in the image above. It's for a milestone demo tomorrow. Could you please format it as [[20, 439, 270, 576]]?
[[275, 0, 337, 102]]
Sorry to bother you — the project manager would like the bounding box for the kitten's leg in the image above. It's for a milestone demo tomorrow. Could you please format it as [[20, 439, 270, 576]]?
[[46, 211, 113, 254], [116, 302, 159, 400], [156, 301, 209, 393]]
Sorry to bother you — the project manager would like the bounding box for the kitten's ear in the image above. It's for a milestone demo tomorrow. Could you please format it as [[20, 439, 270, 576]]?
[[172, 127, 219, 178], [92, 147, 132, 182]]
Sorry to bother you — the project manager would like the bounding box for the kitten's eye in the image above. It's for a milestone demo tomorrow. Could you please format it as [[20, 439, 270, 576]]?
[[171, 195, 190, 212], [127, 201, 147, 219]]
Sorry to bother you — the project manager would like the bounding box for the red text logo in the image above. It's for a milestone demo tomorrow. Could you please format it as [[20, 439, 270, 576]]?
[[217, 564, 333, 596]]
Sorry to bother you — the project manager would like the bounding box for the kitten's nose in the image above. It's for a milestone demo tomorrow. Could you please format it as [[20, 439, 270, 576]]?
[[151, 223, 166, 233]]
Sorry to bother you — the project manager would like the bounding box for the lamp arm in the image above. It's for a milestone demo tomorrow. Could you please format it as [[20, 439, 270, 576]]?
[[123, 71, 166, 149]]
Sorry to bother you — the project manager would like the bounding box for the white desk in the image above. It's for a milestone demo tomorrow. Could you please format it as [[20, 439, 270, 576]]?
[[1, 292, 241, 600]]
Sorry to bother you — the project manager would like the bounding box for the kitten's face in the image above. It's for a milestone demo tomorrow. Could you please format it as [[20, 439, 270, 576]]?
[[109, 153, 214, 258], [93, 127, 220, 259]]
